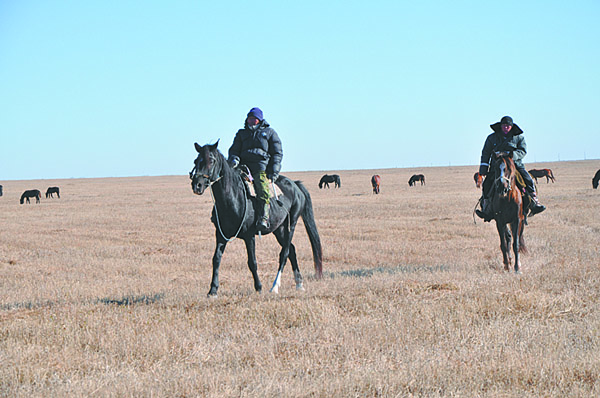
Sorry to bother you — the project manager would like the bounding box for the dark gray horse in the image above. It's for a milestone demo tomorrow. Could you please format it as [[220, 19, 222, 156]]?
[[593, 169, 600, 189], [318, 174, 340, 189], [46, 187, 60, 198], [20, 189, 41, 204], [408, 174, 425, 186], [190, 141, 323, 297]]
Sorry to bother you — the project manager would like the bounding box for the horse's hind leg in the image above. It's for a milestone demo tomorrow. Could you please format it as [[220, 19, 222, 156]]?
[[271, 221, 299, 294], [275, 228, 303, 291]]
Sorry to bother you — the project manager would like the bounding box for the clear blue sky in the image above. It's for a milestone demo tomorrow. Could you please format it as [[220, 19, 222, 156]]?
[[1, 1, 599, 180]]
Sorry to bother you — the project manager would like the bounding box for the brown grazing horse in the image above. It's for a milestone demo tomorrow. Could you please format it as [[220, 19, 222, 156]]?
[[593, 169, 600, 189], [408, 174, 425, 186], [371, 175, 381, 194], [489, 152, 527, 273], [474, 172, 483, 188], [529, 168, 555, 183]]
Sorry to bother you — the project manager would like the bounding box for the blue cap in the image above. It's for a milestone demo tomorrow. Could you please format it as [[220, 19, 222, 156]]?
[[247, 107, 263, 121]]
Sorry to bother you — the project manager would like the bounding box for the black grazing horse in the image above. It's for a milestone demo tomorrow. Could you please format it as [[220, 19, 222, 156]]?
[[319, 174, 341, 189], [46, 187, 60, 198], [529, 168, 555, 183], [593, 169, 600, 189], [488, 152, 527, 273], [408, 174, 425, 186], [371, 175, 381, 194], [20, 189, 41, 204], [190, 141, 323, 297]]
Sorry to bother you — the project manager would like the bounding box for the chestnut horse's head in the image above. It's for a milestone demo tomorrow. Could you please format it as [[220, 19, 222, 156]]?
[[493, 151, 516, 197]]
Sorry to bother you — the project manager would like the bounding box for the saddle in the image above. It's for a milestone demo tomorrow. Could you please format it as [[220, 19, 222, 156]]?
[[235, 165, 283, 201]]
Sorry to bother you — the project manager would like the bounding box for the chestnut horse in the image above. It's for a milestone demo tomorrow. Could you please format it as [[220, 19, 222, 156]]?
[[474, 172, 483, 188], [529, 168, 555, 183], [489, 152, 527, 273], [371, 175, 381, 194], [592, 169, 600, 189]]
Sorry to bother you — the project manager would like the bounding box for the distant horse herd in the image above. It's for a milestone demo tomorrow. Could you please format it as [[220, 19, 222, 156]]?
[[313, 168, 600, 193], [0, 186, 61, 204]]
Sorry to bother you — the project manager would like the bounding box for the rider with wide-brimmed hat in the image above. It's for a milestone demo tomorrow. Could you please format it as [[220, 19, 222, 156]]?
[[476, 116, 546, 221]]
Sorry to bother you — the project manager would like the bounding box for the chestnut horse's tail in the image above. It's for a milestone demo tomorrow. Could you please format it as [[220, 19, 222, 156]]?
[[295, 181, 323, 279]]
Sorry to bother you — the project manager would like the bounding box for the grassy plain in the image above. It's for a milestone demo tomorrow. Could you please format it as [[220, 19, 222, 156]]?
[[1, 160, 600, 397]]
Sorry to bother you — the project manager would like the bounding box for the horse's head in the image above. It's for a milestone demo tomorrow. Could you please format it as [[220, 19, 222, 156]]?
[[493, 151, 515, 197], [190, 140, 223, 195]]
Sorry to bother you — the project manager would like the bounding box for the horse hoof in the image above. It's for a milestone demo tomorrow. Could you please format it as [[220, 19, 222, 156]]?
[[207, 292, 218, 299], [270, 286, 279, 294], [296, 284, 305, 291]]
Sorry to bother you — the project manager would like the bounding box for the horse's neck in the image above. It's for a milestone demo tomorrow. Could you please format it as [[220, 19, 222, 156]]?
[[211, 164, 247, 210]]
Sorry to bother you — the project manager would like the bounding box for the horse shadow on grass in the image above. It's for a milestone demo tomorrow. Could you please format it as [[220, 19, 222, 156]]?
[[2, 293, 165, 311]]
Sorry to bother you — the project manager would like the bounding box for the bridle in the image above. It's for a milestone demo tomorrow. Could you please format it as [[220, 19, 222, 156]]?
[[189, 152, 246, 242], [493, 155, 513, 195]]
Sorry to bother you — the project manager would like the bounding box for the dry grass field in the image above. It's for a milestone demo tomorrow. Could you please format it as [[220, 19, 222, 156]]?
[[1, 160, 600, 397]]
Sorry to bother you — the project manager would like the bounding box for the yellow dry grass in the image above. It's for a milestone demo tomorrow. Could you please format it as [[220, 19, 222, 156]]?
[[1, 160, 600, 397]]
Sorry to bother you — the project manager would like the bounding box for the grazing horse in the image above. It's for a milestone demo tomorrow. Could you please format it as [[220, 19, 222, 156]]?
[[319, 174, 340, 189], [190, 141, 323, 297], [45, 187, 60, 198], [371, 175, 381, 194], [592, 169, 600, 189], [408, 174, 425, 186], [529, 168, 555, 183], [474, 172, 483, 188], [489, 152, 527, 273], [20, 189, 41, 204]]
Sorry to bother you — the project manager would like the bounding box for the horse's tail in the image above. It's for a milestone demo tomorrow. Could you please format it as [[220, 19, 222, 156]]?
[[295, 181, 323, 279]]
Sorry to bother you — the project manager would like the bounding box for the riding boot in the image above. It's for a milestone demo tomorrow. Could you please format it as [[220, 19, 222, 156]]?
[[529, 192, 546, 215], [475, 197, 493, 222], [257, 201, 270, 232]]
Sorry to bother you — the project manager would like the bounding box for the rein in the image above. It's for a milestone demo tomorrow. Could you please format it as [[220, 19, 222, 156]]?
[[191, 161, 247, 242]]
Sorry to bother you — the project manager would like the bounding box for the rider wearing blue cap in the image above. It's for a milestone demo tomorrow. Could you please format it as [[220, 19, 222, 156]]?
[[228, 107, 283, 231]]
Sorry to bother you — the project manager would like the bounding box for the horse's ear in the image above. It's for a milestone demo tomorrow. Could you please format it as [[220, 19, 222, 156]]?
[[194, 142, 202, 153], [209, 139, 219, 151]]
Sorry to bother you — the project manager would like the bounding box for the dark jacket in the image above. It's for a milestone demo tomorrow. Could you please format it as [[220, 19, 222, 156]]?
[[228, 119, 283, 176], [479, 122, 526, 175]]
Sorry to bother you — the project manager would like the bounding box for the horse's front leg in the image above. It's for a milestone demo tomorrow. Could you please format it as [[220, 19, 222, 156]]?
[[511, 220, 521, 273], [243, 237, 262, 293], [496, 222, 511, 271], [208, 240, 227, 297]]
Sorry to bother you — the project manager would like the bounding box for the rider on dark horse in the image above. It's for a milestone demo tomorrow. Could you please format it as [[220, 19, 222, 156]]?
[[228, 107, 283, 232], [476, 116, 546, 221]]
